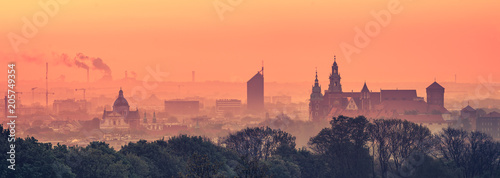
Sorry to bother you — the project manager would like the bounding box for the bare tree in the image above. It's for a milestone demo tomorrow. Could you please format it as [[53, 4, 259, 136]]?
[[222, 127, 295, 161], [435, 127, 500, 178]]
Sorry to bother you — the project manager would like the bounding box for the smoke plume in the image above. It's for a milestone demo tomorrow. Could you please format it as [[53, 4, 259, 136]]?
[[92, 58, 112, 81], [53, 52, 113, 81]]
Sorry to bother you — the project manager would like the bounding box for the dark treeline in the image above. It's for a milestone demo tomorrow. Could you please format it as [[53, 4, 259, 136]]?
[[1, 115, 499, 178]]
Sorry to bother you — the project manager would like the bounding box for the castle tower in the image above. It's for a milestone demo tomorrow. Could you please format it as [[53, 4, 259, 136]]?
[[309, 69, 324, 121], [426, 81, 445, 106], [328, 56, 342, 93], [461, 104, 477, 131], [360, 82, 371, 110]]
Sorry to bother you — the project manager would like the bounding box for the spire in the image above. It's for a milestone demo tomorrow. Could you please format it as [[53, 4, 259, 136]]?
[[362, 82, 369, 92], [118, 87, 124, 98], [153, 111, 157, 123], [315, 67, 318, 83], [333, 55, 337, 66], [310, 67, 323, 99]]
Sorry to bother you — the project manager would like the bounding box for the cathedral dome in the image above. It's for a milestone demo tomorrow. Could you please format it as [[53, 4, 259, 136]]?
[[113, 89, 129, 108]]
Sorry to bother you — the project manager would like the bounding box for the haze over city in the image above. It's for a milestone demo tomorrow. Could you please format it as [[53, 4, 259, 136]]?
[[1, 0, 500, 177], [1, 0, 499, 83]]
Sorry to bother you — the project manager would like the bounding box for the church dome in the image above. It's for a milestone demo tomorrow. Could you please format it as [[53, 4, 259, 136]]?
[[113, 89, 129, 108]]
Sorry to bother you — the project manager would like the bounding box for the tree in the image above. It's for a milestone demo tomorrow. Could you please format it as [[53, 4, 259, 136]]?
[[66, 142, 130, 178], [369, 119, 392, 178], [182, 152, 221, 178], [222, 127, 296, 161], [435, 127, 500, 178], [368, 119, 432, 178], [264, 157, 301, 178], [235, 156, 269, 178], [120, 140, 182, 177], [309, 115, 372, 178]]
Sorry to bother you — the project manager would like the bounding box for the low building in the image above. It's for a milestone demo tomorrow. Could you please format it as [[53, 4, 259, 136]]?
[[53, 99, 88, 113], [272, 95, 292, 104], [476, 111, 500, 140], [164, 100, 199, 115], [216, 99, 242, 117]]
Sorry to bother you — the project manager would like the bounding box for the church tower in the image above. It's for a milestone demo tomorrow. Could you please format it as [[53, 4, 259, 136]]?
[[328, 56, 342, 93], [309, 69, 324, 121], [360, 82, 371, 110]]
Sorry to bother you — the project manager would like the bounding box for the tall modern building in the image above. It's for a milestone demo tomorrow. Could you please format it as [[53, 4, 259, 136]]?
[[247, 67, 264, 113]]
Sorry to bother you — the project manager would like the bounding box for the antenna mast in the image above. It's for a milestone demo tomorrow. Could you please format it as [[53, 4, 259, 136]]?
[[261, 60, 264, 76]]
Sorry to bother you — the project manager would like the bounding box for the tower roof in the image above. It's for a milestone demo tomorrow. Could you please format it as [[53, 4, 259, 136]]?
[[248, 72, 263, 83], [314, 68, 319, 83], [461, 105, 475, 112], [361, 82, 369, 92], [427, 82, 444, 90], [113, 88, 130, 108]]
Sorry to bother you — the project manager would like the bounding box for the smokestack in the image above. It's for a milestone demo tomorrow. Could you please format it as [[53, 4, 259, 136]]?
[[87, 68, 90, 84], [192, 71, 195, 82], [46, 62, 48, 108]]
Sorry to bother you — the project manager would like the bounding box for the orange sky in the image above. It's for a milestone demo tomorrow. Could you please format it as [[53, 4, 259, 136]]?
[[1, 0, 499, 84]]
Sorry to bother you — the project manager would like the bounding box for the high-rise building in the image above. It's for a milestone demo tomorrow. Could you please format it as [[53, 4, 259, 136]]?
[[247, 67, 264, 113]]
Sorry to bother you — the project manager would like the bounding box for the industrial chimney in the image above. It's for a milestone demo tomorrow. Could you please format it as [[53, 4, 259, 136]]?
[[192, 71, 195, 82], [87, 68, 90, 84]]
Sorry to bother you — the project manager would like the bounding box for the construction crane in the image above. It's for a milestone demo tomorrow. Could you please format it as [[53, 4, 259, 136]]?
[[25, 90, 54, 104], [75, 88, 86, 100], [10, 91, 53, 105]]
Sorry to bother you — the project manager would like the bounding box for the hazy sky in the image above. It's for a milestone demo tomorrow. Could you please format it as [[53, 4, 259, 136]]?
[[1, 0, 499, 84]]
